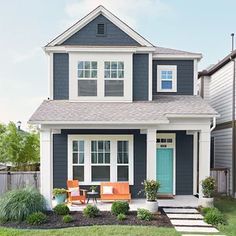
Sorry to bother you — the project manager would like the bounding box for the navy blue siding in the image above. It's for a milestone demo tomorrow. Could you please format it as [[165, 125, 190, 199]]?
[[133, 54, 149, 101], [53, 129, 146, 198], [53, 53, 69, 100], [62, 15, 140, 46], [153, 60, 194, 96]]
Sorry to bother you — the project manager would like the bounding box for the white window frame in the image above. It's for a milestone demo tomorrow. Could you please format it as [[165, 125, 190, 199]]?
[[157, 65, 177, 92], [68, 135, 134, 185]]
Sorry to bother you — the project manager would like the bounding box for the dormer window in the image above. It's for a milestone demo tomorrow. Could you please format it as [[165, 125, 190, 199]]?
[[97, 23, 106, 36], [157, 65, 177, 92]]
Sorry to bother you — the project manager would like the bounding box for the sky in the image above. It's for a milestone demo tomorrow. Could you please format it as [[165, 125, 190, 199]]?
[[0, 0, 236, 129]]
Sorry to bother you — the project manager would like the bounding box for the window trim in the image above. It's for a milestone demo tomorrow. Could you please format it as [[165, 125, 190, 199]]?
[[68, 135, 134, 185], [157, 65, 177, 92]]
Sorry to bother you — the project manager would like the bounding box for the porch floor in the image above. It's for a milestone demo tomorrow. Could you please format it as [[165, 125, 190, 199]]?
[[63, 195, 198, 211]]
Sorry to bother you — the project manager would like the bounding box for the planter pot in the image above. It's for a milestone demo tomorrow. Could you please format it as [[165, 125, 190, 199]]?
[[199, 197, 214, 208], [145, 200, 159, 213], [55, 193, 67, 204], [91, 190, 95, 194]]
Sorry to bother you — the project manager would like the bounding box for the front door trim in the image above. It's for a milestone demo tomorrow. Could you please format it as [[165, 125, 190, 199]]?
[[156, 133, 176, 195]]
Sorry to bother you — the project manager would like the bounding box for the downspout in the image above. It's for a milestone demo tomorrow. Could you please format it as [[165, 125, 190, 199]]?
[[210, 116, 216, 132]]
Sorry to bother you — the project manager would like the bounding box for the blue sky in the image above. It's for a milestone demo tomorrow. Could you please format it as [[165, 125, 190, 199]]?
[[0, 0, 235, 129]]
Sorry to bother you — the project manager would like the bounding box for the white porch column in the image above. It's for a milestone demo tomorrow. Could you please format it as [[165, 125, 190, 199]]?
[[198, 128, 211, 198], [40, 129, 53, 209], [146, 129, 156, 180]]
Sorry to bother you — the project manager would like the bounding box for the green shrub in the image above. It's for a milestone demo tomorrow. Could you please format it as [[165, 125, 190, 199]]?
[[201, 177, 216, 198], [137, 208, 153, 221], [53, 204, 70, 215], [53, 188, 67, 196], [83, 204, 100, 218], [117, 213, 127, 221], [62, 214, 73, 223], [111, 201, 130, 216], [204, 208, 227, 226], [26, 212, 47, 225], [0, 187, 46, 222], [201, 207, 217, 215], [139, 180, 160, 201]]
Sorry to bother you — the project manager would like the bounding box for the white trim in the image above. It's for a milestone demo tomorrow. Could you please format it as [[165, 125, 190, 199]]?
[[148, 53, 153, 101], [47, 6, 153, 47], [193, 59, 198, 95], [157, 65, 177, 93], [153, 54, 202, 59], [192, 132, 198, 195], [68, 135, 134, 185], [156, 133, 176, 195], [49, 53, 53, 99]]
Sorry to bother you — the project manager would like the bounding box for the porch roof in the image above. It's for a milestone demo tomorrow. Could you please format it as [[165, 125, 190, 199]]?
[[29, 95, 218, 125]]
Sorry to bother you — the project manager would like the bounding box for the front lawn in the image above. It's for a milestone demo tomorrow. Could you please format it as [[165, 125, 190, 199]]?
[[0, 226, 180, 236], [215, 197, 236, 236]]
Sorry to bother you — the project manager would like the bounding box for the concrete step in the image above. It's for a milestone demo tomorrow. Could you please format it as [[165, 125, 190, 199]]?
[[171, 219, 210, 226], [175, 226, 219, 233], [163, 208, 198, 213], [167, 213, 203, 219]]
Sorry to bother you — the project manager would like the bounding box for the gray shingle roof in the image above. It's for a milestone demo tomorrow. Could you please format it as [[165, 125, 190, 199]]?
[[29, 96, 217, 124], [155, 46, 201, 56]]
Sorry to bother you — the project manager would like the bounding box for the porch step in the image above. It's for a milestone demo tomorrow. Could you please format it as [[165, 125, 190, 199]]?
[[167, 213, 203, 219], [163, 208, 198, 213], [175, 226, 219, 233], [170, 219, 211, 226]]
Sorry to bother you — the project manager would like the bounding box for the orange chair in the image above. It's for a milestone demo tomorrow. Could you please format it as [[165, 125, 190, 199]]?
[[100, 182, 131, 202], [67, 180, 87, 204]]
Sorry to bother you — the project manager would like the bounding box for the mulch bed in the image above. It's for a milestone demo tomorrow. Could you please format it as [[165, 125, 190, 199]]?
[[0, 208, 172, 229]]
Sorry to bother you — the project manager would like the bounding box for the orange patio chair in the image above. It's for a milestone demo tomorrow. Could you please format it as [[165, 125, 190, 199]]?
[[67, 180, 87, 204]]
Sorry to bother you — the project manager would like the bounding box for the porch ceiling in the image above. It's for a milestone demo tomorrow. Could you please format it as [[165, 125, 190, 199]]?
[[29, 95, 218, 125]]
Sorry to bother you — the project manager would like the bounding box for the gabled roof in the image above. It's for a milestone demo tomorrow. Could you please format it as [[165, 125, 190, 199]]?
[[199, 49, 236, 77], [29, 96, 218, 125], [46, 5, 154, 47]]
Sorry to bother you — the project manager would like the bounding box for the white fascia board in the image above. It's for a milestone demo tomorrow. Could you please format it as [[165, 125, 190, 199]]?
[[153, 54, 202, 60], [47, 5, 153, 47], [165, 114, 219, 118], [44, 46, 155, 53]]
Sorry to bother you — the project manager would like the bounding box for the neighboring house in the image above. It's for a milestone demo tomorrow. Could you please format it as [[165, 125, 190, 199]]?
[[198, 49, 236, 196], [29, 5, 217, 208]]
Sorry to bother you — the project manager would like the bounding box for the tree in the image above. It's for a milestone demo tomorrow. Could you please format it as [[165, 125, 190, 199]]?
[[0, 122, 39, 169]]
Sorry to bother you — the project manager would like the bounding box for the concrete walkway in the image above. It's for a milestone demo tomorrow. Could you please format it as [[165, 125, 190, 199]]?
[[163, 207, 225, 236]]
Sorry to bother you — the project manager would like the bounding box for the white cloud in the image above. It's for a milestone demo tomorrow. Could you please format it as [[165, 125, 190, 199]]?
[[64, 0, 172, 29]]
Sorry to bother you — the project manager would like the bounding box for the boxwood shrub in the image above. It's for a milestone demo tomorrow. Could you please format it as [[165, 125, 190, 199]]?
[[83, 204, 100, 218], [53, 204, 70, 215], [111, 201, 130, 216], [204, 208, 227, 226], [137, 208, 153, 221], [26, 212, 47, 225], [62, 214, 73, 223]]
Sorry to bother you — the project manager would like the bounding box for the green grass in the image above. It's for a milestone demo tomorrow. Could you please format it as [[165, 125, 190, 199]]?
[[0, 226, 180, 236], [215, 197, 236, 236]]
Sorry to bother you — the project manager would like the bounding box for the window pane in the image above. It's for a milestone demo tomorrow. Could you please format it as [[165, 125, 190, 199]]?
[[105, 80, 124, 97], [118, 70, 124, 78], [161, 81, 172, 89], [104, 70, 110, 78], [91, 61, 97, 69], [85, 70, 90, 78], [111, 70, 117, 78], [78, 80, 97, 96], [105, 153, 110, 163], [117, 153, 122, 164], [79, 153, 84, 164], [91, 141, 97, 152], [73, 153, 78, 164], [117, 141, 129, 164], [123, 141, 128, 152], [105, 141, 110, 152], [92, 153, 97, 163], [91, 70, 97, 78], [98, 153, 104, 163], [73, 141, 78, 151], [85, 61, 90, 69], [105, 62, 110, 69], [111, 62, 117, 69], [78, 61, 83, 70], [118, 62, 124, 69], [73, 166, 84, 182], [117, 166, 128, 181], [123, 153, 129, 164], [79, 141, 84, 151], [98, 141, 104, 152], [78, 70, 84, 78], [92, 166, 110, 181]]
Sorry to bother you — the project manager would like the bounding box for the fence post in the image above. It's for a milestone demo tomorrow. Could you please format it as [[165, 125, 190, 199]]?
[[7, 172, 11, 191]]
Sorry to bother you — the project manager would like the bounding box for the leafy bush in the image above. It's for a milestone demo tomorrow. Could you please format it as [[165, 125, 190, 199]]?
[[202, 177, 216, 198], [117, 213, 127, 221], [201, 207, 217, 215], [137, 208, 153, 221], [26, 212, 47, 225], [0, 187, 46, 222], [53, 204, 70, 215], [62, 214, 73, 223], [139, 180, 160, 201], [111, 201, 130, 216], [83, 204, 100, 218], [53, 188, 67, 196], [204, 208, 227, 226]]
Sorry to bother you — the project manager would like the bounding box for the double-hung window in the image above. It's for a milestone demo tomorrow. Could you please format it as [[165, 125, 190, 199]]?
[[104, 61, 124, 96], [91, 140, 110, 181], [72, 140, 85, 181], [77, 61, 98, 96], [157, 65, 177, 92], [117, 141, 129, 181]]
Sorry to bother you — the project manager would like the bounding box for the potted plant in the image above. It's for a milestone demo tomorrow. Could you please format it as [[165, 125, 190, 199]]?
[[199, 176, 216, 208], [90, 185, 97, 194], [53, 188, 67, 204], [140, 180, 160, 213]]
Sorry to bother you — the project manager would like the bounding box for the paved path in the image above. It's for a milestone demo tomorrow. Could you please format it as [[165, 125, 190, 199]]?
[[163, 207, 225, 236]]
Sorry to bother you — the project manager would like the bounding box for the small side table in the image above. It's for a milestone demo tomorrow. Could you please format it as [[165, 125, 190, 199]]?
[[87, 191, 99, 204]]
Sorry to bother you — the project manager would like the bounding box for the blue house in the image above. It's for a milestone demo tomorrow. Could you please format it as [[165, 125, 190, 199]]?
[[29, 6, 217, 208]]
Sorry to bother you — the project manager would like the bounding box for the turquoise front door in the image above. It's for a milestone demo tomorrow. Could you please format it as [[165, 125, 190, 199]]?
[[156, 148, 173, 194]]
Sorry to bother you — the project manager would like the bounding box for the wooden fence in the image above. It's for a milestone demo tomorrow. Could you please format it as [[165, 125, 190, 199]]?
[[210, 168, 229, 195], [0, 171, 40, 195]]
